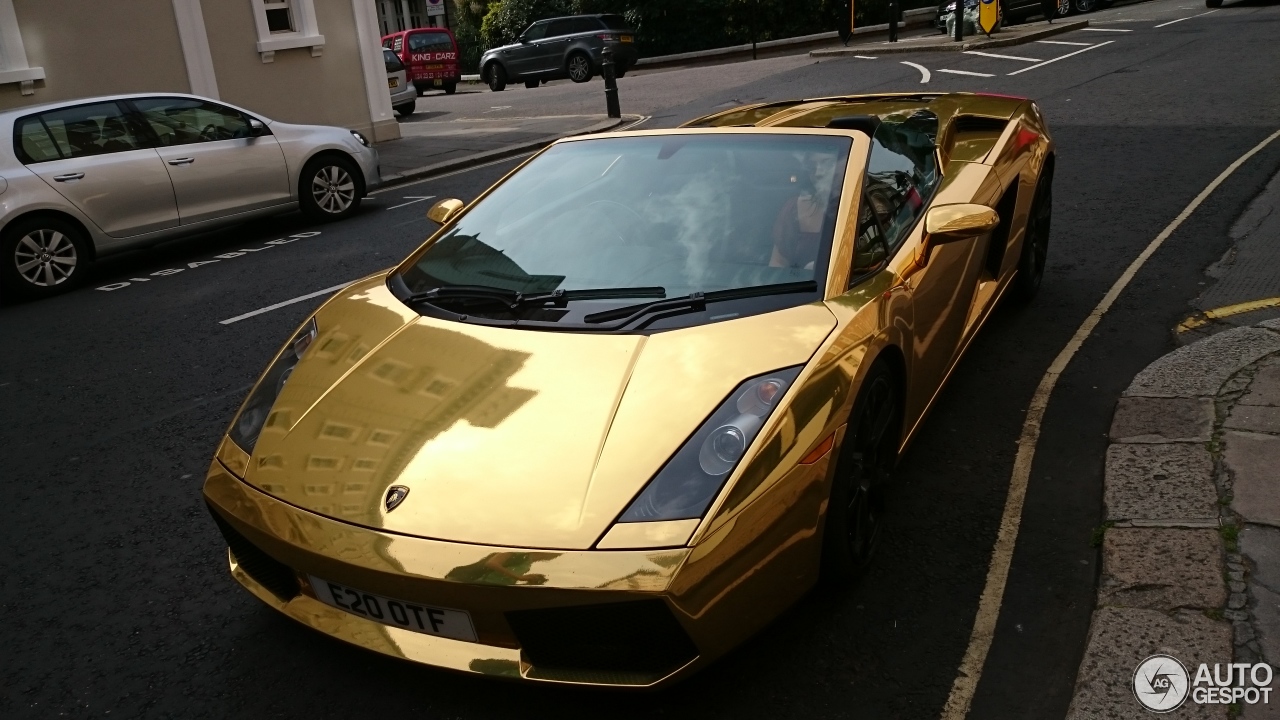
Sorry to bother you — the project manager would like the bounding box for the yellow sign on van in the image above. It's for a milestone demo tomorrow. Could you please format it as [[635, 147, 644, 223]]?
[[979, 0, 999, 35]]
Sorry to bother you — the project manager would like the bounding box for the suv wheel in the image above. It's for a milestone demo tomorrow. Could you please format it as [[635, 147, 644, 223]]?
[[567, 52, 593, 83], [486, 63, 506, 92], [1, 216, 91, 300], [300, 155, 363, 221]]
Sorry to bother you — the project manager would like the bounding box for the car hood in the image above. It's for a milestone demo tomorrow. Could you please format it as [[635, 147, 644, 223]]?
[[241, 275, 836, 549]]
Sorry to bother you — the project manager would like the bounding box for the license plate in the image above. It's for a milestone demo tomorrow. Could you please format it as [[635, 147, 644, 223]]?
[[620, 35, 633, 43], [309, 576, 477, 642], [388, 78, 399, 88], [433, 79, 442, 86]]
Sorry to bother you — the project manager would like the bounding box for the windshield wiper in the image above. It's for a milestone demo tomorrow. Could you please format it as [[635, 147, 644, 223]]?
[[405, 285, 666, 311], [582, 280, 819, 326]]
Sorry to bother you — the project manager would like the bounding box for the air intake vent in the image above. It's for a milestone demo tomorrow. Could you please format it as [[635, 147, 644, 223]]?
[[953, 115, 1009, 134], [507, 600, 698, 682], [208, 506, 300, 601]]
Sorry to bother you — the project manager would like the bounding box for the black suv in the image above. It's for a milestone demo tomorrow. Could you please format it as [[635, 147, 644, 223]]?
[[480, 14, 639, 91]]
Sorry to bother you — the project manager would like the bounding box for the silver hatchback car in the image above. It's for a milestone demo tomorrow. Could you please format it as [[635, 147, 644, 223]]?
[[0, 93, 380, 299]]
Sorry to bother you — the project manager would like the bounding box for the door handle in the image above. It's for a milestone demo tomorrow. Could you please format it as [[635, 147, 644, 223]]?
[[53, 172, 85, 182], [167, 157, 195, 166]]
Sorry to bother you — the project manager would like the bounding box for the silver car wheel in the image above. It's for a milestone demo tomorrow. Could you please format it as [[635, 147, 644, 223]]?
[[568, 55, 591, 82], [311, 165, 356, 215], [14, 229, 77, 287]]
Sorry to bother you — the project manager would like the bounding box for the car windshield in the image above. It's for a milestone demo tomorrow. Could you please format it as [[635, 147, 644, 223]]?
[[408, 32, 453, 52], [396, 134, 851, 330]]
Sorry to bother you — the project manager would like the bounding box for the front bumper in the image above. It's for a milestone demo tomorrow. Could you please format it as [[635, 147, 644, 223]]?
[[204, 460, 702, 686]]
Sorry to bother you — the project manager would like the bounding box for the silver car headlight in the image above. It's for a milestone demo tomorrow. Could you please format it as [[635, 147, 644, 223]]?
[[617, 367, 803, 522], [227, 318, 318, 453]]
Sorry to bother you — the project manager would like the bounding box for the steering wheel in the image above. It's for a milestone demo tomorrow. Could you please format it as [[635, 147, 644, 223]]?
[[583, 200, 645, 244], [198, 124, 222, 141]]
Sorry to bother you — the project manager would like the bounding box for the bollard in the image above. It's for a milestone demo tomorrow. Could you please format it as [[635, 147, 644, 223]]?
[[602, 46, 621, 119], [889, 0, 898, 42], [954, 0, 964, 41]]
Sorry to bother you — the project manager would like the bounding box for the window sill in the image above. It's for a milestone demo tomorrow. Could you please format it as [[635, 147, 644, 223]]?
[[0, 66, 45, 84], [255, 33, 325, 62]]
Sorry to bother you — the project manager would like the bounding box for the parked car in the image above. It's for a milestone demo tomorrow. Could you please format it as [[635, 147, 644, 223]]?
[[935, 0, 1107, 30], [0, 93, 379, 299], [385, 48, 417, 117], [480, 14, 638, 92], [382, 28, 460, 95]]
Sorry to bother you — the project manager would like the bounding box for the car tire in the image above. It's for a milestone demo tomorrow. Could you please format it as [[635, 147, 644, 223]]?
[[299, 155, 363, 222], [525, 79, 540, 89], [615, 65, 627, 78], [1070, 0, 1095, 12], [394, 101, 415, 117], [486, 63, 506, 92], [1012, 165, 1053, 303], [443, 81, 457, 94], [0, 215, 91, 300], [820, 358, 901, 586], [1205, 0, 1222, 5], [567, 52, 593, 83]]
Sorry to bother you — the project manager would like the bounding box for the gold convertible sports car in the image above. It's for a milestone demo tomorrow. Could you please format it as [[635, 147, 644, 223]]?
[[204, 92, 1053, 687]]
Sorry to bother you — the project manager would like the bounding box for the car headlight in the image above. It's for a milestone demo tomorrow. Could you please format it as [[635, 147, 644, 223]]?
[[227, 318, 318, 454], [350, 130, 369, 147], [617, 367, 803, 522]]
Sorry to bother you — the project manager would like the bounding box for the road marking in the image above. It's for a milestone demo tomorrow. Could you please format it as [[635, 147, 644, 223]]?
[[1035, 39, 1092, 46], [1177, 297, 1280, 332], [1155, 9, 1218, 28], [220, 283, 350, 325], [901, 61, 931, 84], [386, 195, 435, 210], [964, 50, 1042, 62], [854, 55, 879, 59], [941, 125, 1280, 720], [1081, 27, 1133, 31], [938, 69, 996, 77], [1006, 41, 1114, 76]]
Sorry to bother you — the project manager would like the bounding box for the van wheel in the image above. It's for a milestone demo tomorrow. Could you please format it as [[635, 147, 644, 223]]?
[[300, 155, 363, 221], [486, 63, 506, 91], [394, 101, 415, 117], [525, 79, 540, 89], [567, 52, 593, 83], [443, 81, 457, 94], [0, 216, 91, 300]]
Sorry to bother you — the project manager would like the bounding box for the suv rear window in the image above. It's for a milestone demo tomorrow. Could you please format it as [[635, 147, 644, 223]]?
[[408, 32, 453, 52], [599, 15, 630, 31]]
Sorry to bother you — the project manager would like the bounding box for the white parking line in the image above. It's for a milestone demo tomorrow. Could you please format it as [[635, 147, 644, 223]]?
[[854, 55, 879, 59], [1081, 27, 1132, 32], [1006, 40, 1114, 76], [1035, 40, 1092, 46], [220, 283, 350, 325], [938, 69, 996, 77], [965, 50, 1041, 62], [941, 123, 1280, 720], [1154, 9, 1218, 27], [901, 61, 931, 83], [386, 195, 435, 210]]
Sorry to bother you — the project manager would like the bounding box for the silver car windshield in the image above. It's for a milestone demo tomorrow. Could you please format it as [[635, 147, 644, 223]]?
[[399, 134, 851, 304]]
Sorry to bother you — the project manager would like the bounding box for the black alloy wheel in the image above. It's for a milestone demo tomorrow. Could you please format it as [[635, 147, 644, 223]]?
[[821, 360, 902, 585], [0, 215, 90, 300], [1013, 166, 1053, 302], [567, 52, 593, 83], [486, 63, 506, 92], [299, 155, 363, 221], [1071, 0, 1095, 13]]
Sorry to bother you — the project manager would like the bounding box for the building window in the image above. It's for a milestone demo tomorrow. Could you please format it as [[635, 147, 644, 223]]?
[[250, 0, 325, 62], [0, 0, 45, 95]]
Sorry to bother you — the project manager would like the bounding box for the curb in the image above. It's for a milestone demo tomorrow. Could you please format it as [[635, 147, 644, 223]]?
[[375, 115, 637, 188], [810, 19, 1088, 56], [1065, 318, 1280, 718]]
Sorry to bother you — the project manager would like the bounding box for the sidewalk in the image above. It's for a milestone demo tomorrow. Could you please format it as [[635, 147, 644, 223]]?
[[1067, 175, 1280, 717], [811, 18, 1089, 56], [374, 114, 634, 185]]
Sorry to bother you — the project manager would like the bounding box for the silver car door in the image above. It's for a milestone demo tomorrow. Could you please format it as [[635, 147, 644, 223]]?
[[132, 97, 290, 225], [19, 101, 178, 237]]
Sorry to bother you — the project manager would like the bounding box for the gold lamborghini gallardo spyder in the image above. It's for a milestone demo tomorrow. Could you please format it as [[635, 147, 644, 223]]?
[[204, 92, 1053, 688]]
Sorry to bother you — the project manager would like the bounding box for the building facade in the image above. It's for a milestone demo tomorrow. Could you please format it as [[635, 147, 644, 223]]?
[[0, 0, 401, 142], [375, 0, 455, 36]]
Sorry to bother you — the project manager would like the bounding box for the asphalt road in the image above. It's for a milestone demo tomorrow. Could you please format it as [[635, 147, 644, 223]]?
[[3, 1, 1279, 717]]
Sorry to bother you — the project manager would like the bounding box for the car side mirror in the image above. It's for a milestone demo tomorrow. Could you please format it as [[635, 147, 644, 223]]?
[[248, 118, 267, 136], [426, 198, 465, 225], [916, 203, 999, 267]]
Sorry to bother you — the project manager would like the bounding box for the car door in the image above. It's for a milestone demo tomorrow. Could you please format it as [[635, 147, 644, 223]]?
[[506, 21, 549, 76], [130, 97, 291, 225], [17, 101, 179, 237], [863, 114, 982, 421], [534, 19, 576, 73]]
